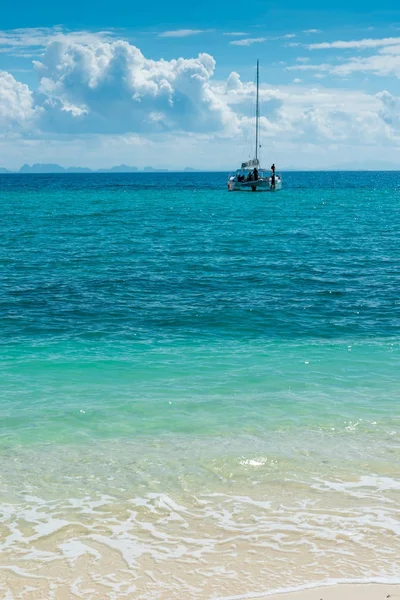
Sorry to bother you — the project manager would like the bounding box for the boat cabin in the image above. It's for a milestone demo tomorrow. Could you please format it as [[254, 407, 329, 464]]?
[[233, 168, 270, 182]]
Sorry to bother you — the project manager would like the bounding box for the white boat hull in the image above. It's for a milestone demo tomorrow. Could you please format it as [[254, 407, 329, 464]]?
[[227, 177, 282, 192]]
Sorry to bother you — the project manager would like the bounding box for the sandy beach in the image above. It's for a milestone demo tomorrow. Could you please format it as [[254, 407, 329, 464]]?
[[266, 584, 400, 600]]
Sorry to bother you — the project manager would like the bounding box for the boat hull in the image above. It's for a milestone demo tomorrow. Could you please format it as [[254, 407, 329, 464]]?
[[227, 177, 282, 192]]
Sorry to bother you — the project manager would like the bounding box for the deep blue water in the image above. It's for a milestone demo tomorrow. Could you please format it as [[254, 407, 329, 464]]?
[[1, 171, 400, 343]]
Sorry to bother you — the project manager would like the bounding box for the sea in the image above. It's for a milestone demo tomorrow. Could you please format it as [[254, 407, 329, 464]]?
[[1, 171, 400, 600]]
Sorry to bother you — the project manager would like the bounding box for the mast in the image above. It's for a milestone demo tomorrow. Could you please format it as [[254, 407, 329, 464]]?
[[255, 59, 259, 164]]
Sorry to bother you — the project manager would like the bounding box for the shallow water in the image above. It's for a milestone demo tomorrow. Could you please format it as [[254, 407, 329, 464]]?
[[1, 171, 400, 598]]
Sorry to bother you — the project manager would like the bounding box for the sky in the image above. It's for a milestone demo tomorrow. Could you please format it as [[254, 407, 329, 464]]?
[[1, 0, 400, 170]]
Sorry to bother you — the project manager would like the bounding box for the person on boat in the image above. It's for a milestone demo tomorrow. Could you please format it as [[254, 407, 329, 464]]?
[[271, 163, 276, 174], [247, 171, 253, 182], [253, 167, 259, 180]]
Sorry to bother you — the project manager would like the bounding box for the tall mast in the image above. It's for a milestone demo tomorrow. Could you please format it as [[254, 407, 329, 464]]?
[[255, 59, 259, 163]]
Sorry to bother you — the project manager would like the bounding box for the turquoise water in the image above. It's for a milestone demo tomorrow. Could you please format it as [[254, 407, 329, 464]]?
[[1, 172, 400, 599]]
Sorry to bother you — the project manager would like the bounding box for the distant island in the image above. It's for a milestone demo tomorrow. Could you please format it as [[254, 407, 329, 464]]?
[[97, 165, 138, 173], [143, 166, 168, 172], [17, 164, 140, 174], [0, 163, 188, 174], [0, 163, 177, 174], [0, 164, 202, 173]]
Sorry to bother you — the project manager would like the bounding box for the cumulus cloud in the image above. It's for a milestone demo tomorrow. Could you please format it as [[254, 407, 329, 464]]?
[[225, 71, 243, 91], [0, 70, 38, 129], [256, 86, 384, 142], [33, 39, 238, 135], [30, 37, 400, 148], [215, 71, 397, 145], [376, 91, 400, 129]]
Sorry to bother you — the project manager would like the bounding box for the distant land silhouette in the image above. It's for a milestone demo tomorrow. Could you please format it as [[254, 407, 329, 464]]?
[[0, 163, 180, 174], [144, 166, 168, 172], [1, 162, 400, 173], [97, 165, 138, 173], [1, 164, 204, 173], [17, 164, 140, 174]]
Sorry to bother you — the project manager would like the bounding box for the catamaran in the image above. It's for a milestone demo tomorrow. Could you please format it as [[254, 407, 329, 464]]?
[[227, 60, 282, 192]]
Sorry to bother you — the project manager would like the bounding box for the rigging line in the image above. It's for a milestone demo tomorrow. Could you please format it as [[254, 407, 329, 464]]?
[[255, 59, 259, 163]]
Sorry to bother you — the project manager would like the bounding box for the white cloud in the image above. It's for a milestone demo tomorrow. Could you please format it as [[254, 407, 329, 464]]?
[[287, 63, 331, 72], [33, 39, 238, 135], [283, 34, 296, 39], [377, 90, 400, 129], [0, 27, 115, 55], [288, 44, 400, 78], [303, 29, 321, 34], [309, 36, 400, 50], [0, 71, 38, 129], [229, 37, 266, 46], [332, 54, 400, 77], [223, 32, 248, 37], [268, 86, 388, 144], [225, 71, 243, 91], [1, 32, 400, 169], [158, 29, 210, 38], [216, 72, 396, 146], [380, 45, 400, 54]]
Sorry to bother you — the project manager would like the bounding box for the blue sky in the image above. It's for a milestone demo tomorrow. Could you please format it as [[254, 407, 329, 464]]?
[[2, 0, 398, 30], [1, 0, 400, 169]]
